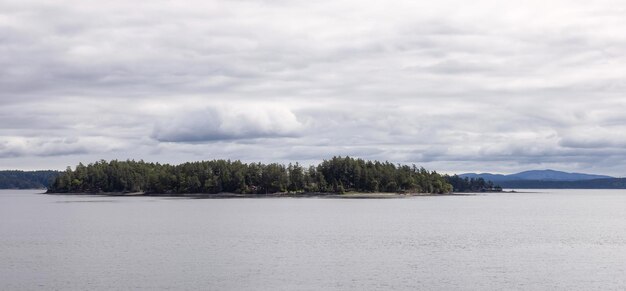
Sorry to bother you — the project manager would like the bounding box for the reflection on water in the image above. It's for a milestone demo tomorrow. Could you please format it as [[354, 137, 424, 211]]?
[[1, 189, 626, 290]]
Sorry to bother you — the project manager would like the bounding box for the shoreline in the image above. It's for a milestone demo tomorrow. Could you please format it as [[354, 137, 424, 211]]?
[[44, 191, 477, 199]]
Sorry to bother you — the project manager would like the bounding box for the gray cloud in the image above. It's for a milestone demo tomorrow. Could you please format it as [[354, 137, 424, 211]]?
[[152, 105, 303, 142], [0, 136, 122, 158], [1, 0, 626, 175]]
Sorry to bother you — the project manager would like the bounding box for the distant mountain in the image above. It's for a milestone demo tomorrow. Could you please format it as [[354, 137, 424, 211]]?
[[508, 170, 613, 181], [496, 178, 626, 189], [460, 169, 613, 182]]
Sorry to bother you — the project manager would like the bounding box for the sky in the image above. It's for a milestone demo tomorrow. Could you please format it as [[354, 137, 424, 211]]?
[[1, 0, 626, 175]]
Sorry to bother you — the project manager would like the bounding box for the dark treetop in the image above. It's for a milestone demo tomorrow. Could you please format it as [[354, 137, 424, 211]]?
[[443, 175, 502, 192], [0, 170, 59, 189], [47, 156, 454, 195]]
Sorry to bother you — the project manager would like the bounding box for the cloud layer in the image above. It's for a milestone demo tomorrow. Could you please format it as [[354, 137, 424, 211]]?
[[1, 0, 626, 175], [152, 105, 303, 142]]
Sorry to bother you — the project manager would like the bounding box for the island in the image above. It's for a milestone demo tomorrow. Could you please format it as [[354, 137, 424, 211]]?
[[45, 156, 500, 197], [0, 170, 59, 189]]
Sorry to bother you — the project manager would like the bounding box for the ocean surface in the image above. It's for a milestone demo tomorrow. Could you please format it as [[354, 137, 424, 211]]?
[[1, 189, 625, 290]]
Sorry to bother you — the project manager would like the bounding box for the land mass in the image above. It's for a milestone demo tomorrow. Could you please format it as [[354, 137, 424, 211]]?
[[495, 178, 626, 189], [47, 191, 475, 199], [460, 169, 626, 189], [6, 164, 622, 192], [0, 170, 59, 189], [47, 157, 483, 195], [460, 169, 614, 182]]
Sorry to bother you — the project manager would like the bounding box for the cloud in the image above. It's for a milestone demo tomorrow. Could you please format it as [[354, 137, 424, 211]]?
[[0, 136, 126, 158], [558, 126, 626, 149], [152, 105, 303, 142], [1, 0, 626, 175]]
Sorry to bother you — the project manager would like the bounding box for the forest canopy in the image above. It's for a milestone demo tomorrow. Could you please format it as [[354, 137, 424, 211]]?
[[444, 175, 502, 192], [47, 157, 455, 195], [0, 170, 59, 189]]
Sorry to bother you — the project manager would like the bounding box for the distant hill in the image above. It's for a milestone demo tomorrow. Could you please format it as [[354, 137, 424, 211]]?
[[460, 169, 614, 182], [0, 170, 60, 189], [459, 169, 624, 189], [496, 178, 626, 189]]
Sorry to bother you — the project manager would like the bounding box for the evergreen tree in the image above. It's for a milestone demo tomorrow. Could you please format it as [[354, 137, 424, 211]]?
[[47, 157, 454, 195]]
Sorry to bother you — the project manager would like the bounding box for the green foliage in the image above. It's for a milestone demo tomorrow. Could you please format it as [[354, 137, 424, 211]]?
[[47, 157, 453, 195], [444, 175, 500, 192], [0, 170, 60, 189]]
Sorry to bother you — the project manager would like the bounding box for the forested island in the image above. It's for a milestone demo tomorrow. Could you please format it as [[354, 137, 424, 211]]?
[[445, 175, 502, 192], [0, 170, 59, 189], [46, 156, 496, 196]]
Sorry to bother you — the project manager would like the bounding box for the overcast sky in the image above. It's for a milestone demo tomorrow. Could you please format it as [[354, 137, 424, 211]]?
[[1, 0, 626, 175]]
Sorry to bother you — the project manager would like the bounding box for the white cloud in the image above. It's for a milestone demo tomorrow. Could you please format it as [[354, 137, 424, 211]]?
[[1, 0, 626, 175], [0, 136, 126, 158], [152, 104, 303, 142]]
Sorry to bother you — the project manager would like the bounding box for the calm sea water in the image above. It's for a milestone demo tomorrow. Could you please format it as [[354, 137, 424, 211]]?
[[1, 189, 626, 290]]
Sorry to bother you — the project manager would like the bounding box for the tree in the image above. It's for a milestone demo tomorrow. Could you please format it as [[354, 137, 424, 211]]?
[[47, 157, 454, 195]]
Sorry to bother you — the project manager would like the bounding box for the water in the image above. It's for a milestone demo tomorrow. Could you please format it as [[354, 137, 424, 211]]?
[[1, 189, 626, 290]]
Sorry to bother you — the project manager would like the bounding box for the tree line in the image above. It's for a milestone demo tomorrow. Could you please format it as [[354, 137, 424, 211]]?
[[47, 156, 454, 194], [0, 170, 59, 189], [443, 175, 502, 192]]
